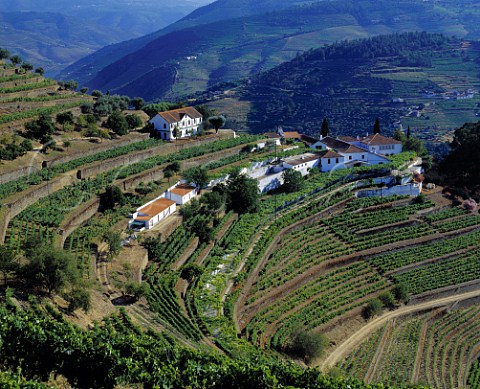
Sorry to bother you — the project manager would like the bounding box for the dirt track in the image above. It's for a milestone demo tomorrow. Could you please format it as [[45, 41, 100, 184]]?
[[320, 289, 480, 371]]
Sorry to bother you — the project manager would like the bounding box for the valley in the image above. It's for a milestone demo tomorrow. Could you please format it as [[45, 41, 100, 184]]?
[[1, 1, 480, 388]]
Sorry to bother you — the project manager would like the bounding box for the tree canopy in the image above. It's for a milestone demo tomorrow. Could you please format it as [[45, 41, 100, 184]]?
[[208, 116, 226, 133], [282, 169, 305, 193]]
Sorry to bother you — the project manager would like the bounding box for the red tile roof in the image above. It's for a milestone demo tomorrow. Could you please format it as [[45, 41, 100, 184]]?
[[158, 107, 202, 124], [136, 198, 176, 221], [170, 184, 196, 196], [283, 131, 302, 139], [360, 134, 402, 146], [321, 150, 344, 159]]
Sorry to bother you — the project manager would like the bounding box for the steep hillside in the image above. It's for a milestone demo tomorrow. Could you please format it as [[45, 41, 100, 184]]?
[[0, 0, 211, 75], [57, 0, 302, 86], [205, 33, 480, 143], [65, 0, 480, 101]]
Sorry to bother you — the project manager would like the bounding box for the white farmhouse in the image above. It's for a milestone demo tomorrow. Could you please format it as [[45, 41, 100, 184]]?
[[129, 197, 176, 230], [149, 107, 203, 140], [353, 134, 403, 156], [167, 184, 197, 205], [282, 153, 321, 176]]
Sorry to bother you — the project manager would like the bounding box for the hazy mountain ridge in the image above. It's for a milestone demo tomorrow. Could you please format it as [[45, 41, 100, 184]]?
[[0, 0, 212, 75], [67, 0, 480, 101]]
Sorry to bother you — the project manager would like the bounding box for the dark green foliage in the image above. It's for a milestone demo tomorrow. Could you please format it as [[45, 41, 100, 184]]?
[[208, 115, 226, 133], [58, 80, 78, 91], [24, 114, 55, 143], [288, 330, 328, 362], [125, 113, 143, 129], [94, 95, 130, 115], [19, 244, 80, 295], [166, 161, 181, 173], [320, 117, 329, 137], [188, 216, 213, 243], [124, 281, 149, 301], [143, 102, 181, 118], [0, 47, 10, 60], [392, 283, 409, 303], [21, 62, 34, 72], [131, 97, 145, 110], [9, 55, 21, 65], [363, 298, 383, 319], [378, 291, 396, 308], [0, 139, 33, 161], [441, 121, 480, 193], [80, 86, 88, 94], [56, 111, 74, 130], [103, 231, 122, 260], [403, 136, 427, 156], [105, 111, 129, 136], [373, 117, 381, 134], [180, 263, 203, 282], [223, 172, 260, 214], [0, 245, 18, 285], [0, 303, 429, 389], [183, 166, 210, 190], [282, 169, 305, 193], [65, 288, 91, 313], [101, 185, 126, 210], [91, 89, 103, 98]]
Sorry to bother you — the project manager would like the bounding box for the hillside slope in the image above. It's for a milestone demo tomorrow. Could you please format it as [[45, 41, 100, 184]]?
[[65, 0, 480, 101], [205, 33, 480, 142], [0, 0, 211, 75]]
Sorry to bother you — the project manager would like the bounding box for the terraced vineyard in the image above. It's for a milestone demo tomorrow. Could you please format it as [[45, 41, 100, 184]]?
[[338, 306, 480, 389]]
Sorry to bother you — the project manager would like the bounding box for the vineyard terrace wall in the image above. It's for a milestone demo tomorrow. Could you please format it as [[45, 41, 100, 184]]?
[[0, 173, 77, 242], [76, 132, 233, 180], [0, 132, 235, 243]]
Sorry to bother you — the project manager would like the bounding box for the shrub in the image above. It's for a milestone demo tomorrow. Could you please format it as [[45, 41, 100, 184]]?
[[363, 298, 383, 319], [288, 330, 328, 362]]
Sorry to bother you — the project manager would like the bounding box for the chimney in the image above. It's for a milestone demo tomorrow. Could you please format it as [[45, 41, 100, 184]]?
[[320, 135, 323, 140], [366, 132, 369, 137]]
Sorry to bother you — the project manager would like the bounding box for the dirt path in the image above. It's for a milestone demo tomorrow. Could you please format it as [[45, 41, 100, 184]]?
[[411, 318, 429, 383], [320, 289, 480, 371]]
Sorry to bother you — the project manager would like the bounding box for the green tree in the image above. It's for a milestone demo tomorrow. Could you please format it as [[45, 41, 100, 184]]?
[[106, 111, 129, 136], [373, 117, 381, 134], [288, 330, 328, 362], [320, 117, 329, 137], [91, 90, 103, 98], [0, 245, 18, 285], [363, 298, 383, 319], [404, 136, 427, 156], [183, 166, 209, 191], [132, 97, 145, 110], [9, 55, 21, 66], [164, 169, 174, 190], [65, 288, 91, 313], [378, 291, 396, 308], [180, 264, 203, 282], [188, 217, 213, 243], [101, 185, 126, 210], [172, 125, 180, 139], [125, 114, 142, 130], [166, 161, 181, 173], [208, 115, 226, 133], [225, 172, 260, 214], [56, 112, 74, 131], [24, 114, 56, 143], [392, 283, 409, 303], [80, 87, 88, 94], [406, 125, 411, 139], [282, 169, 305, 193], [201, 191, 225, 221], [34, 67, 44, 76], [20, 244, 80, 295], [0, 48, 10, 60], [393, 128, 406, 142], [103, 231, 122, 261], [21, 62, 33, 72], [125, 282, 149, 301]]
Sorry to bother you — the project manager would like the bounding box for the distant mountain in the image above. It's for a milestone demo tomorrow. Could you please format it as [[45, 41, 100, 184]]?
[[0, 0, 212, 75], [205, 32, 480, 145], [64, 0, 480, 101], [57, 0, 305, 86]]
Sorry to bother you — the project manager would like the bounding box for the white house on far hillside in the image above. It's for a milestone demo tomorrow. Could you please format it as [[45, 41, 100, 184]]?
[[150, 107, 203, 140]]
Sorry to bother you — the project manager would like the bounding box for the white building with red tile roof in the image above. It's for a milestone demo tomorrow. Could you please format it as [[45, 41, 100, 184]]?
[[355, 134, 403, 156], [167, 184, 197, 205], [130, 197, 176, 230], [149, 106, 203, 140]]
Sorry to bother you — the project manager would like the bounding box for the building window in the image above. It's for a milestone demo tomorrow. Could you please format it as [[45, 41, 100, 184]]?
[[328, 159, 331, 164], [336, 158, 339, 163], [349, 156, 352, 160], [163, 123, 166, 129], [362, 155, 365, 159]]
